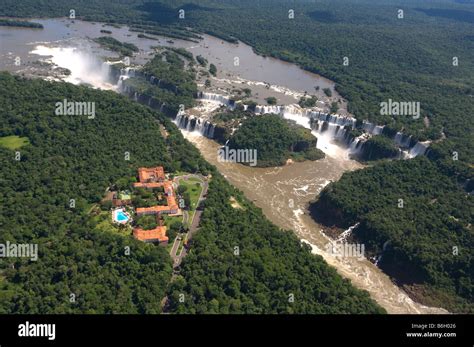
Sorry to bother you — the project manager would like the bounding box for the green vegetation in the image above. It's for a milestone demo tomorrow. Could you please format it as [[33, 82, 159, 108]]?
[[3, 0, 473, 314], [132, 187, 167, 208], [228, 115, 325, 167], [196, 55, 207, 67], [265, 96, 277, 105], [134, 215, 158, 230], [166, 176, 385, 314], [100, 29, 112, 34], [323, 88, 332, 97], [0, 72, 382, 314], [359, 135, 399, 161], [137, 33, 158, 40], [211, 109, 248, 144], [299, 96, 317, 108], [128, 23, 201, 42], [329, 101, 339, 114], [0, 19, 43, 28], [213, 110, 246, 124], [2, 1, 473, 169], [178, 178, 203, 224], [166, 47, 193, 61], [209, 63, 217, 76], [93, 210, 131, 236], [311, 157, 474, 313], [163, 215, 185, 242], [0, 72, 209, 313], [0, 135, 30, 150], [123, 50, 197, 112], [93, 36, 139, 57]]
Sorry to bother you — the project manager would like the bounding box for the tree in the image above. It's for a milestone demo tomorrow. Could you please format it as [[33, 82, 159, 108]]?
[[209, 64, 217, 76], [265, 96, 277, 105]]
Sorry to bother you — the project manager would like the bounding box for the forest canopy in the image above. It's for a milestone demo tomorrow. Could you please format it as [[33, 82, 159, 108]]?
[[227, 115, 325, 167]]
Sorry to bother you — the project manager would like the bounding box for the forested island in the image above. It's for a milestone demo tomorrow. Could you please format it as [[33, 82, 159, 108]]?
[[0, 19, 43, 28], [358, 135, 399, 162], [227, 115, 325, 167], [93, 36, 139, 57], [119, 48, 197, 113]]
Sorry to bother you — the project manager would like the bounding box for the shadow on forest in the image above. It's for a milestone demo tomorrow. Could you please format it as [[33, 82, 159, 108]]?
[[137, 2, 219, 25], [306, 10, 338, 23], [415, 8, 474, 24]]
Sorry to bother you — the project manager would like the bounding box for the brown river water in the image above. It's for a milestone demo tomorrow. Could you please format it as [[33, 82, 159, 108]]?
[[182, 131, 447, 314]]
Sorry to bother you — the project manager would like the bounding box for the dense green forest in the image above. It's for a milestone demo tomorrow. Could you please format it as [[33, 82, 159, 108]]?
[[2, 0, 471, 171], [227, 115, 325, 167], [166, 176, 384, 314], [0, 19, 43, 28], [0, 72, 383, 313], [123, 49, 197, 112], [93, 37, 139, 57], [1, 0, 473, 313], [310, 158, 474, 313], [1, 0, 471, 162], [0, 72, 209, 313], [359, 135, 400, 161]]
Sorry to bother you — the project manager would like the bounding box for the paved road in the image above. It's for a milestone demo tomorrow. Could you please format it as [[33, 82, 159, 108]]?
[[170, 236, 180, 257], [170, 174, 209, 268]]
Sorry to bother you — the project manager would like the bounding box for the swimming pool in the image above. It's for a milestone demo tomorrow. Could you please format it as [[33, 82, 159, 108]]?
[[113, 209, 130, 224]]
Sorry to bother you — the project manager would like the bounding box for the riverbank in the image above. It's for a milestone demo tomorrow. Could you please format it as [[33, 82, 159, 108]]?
[[181, 132, 447, 314]]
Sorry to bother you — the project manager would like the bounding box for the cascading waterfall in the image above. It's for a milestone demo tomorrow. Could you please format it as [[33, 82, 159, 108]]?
[[362, 121, 385, 135], [115, 66, 137, 92], [255, 105, 285, 114], [394, 132, 412, 148], [197, 91, 232, 106], [32, 45, 117, 89], [167, 90, 429, 159], [335, 223, 360, 243], [174, 111, 215, 139], [407, 142, 429, 158]]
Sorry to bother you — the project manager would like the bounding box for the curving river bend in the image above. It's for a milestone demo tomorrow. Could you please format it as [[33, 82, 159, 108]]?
[[183, 132, 447, 314]]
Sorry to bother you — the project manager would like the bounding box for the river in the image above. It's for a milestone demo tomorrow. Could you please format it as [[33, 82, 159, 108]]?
[[182, 132, 446, 314]]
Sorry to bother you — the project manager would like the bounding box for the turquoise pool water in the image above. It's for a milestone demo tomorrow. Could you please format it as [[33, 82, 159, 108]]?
[[116, 211, 129, 223]]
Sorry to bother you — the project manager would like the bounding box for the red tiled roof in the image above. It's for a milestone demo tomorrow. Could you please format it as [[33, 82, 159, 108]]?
[[137, 167, 165, 183], [133, 182, 165, 188], [136, 205, 177, 215], [133, 166, 180, 217], [133, 226, 168, 243]]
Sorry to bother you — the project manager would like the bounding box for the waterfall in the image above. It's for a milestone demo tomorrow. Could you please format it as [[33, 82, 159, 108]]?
[[394, 132, 411, 148], [255, 105, 284, 115], [174, 111, 215, 139], [132, 87, 430, 161], [407, 142, 428, 158], [372, 125, 384, 135], [349, 137, 364, 155], [124, 67, 135, 77], [335, 223, 360, 243], [117, 75, 129, 92], [198, 91, 232, 106], [114, 65, 138, 92]]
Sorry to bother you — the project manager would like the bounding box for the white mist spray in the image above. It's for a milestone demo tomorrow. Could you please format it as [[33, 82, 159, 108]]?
[[31, 45, 115, 90]]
